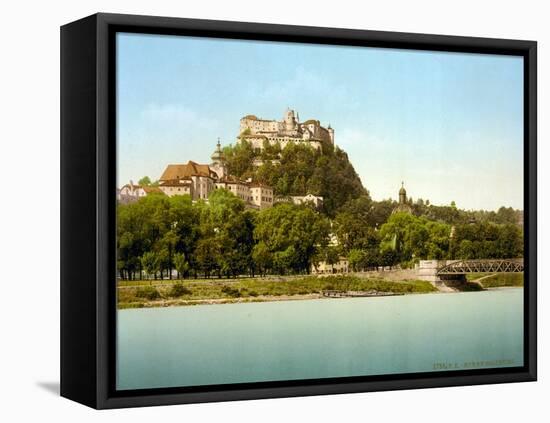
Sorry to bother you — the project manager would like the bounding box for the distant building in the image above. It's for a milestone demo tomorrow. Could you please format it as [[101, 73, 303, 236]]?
[[159, 160, 218, 201], [118, 181, 163, 204], [237, 108, 334, 152], [274, 194, 324, 209], [311, 256, 349, 275], [290, 194, 324, 208], [156, 141, 274, 209], [249, 183, 274, 209], [392, 182, 413, 214], [157, 178, 193, 197], [215, 176, 260, 204]]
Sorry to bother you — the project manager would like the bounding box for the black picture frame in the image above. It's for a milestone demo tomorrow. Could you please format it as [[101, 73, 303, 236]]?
[[60, 12, 537, 409]]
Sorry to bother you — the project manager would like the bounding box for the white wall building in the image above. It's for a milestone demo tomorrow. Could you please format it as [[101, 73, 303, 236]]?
[[311, 257, 350, 275], [156, 142, 274, 210], [118, 182, 163, 204], [237, 108, 334, 152], [291, 194, 324, 208]]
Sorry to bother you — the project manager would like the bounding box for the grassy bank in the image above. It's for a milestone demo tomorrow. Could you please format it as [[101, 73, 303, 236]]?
[[117, 275, 437, 309], [466, 272, 524, 288]]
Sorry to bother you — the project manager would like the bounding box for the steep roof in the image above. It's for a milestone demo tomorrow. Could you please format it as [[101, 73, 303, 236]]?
[[142, 186, 163, 194], [159, 161, 214, 181]]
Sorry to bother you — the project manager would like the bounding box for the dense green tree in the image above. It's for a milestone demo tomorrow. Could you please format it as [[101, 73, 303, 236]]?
[[348, 249, 365, 272], [194, 237, 220, 278], [334, 195, 380, 251], [453, 222, 523, 259], [138, 176, 151, 186], [140, 251, 159, 280], [254, 203, 330, 274], [223, 141, 256, 179], [173, 252, 189, 279], [222, 141, 366, 216], [252, 242, 272, 277], [371, 200, 396, 228]]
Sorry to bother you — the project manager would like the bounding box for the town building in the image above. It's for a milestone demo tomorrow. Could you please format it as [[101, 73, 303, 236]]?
[[237, 108, 334, 152], [249, 183, 274, 209], [311, 256, 350, 275], [274, 194, 324, 209], [158, 160, 217, 201], [118, 182, 163, 204], [155, 141, 274, 209], [290, 194, 324, 208], [214, 176, 253, 203], [392, 182, 413, 214]]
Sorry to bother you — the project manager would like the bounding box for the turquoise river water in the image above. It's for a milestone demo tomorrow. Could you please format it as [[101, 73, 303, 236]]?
[[117, 288, 523, 390]]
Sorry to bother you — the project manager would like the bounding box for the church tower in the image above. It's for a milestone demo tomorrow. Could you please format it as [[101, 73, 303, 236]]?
[[399, 181, 407, 204], [210, 138, 227, 179], [392, 182, 413, 214]]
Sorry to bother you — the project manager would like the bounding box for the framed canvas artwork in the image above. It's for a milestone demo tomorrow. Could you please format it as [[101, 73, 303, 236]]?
[[60, 13, 537, 408]]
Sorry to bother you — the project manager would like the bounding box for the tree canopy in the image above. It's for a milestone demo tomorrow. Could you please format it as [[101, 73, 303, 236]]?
[[223, 140, 367, 216], [119, 141, 524, 279]]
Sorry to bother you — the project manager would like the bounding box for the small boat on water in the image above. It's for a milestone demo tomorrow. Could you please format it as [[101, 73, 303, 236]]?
[[322, 290, 404, 298]]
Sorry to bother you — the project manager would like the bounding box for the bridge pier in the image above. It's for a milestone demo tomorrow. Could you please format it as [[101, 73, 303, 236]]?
[[417, 260, 444, 285], [417, 260, 464, 287]]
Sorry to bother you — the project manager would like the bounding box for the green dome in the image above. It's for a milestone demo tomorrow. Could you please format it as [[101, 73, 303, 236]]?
[[211, 139, 224, 162], [399, 182, 406, 195]]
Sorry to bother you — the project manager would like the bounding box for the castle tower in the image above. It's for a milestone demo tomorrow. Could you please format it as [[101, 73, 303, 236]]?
[[210, 138, 226, 179], [399, 182, 407, 204], [284, 108, 297, 131], [327, 124, 335, 144]]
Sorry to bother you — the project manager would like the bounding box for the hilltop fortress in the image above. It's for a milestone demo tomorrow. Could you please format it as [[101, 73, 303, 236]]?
[[237, 108, 334, 151]]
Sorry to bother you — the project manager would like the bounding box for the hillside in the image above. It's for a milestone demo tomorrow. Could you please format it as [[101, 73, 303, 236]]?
[[223, 139, 368, 216]]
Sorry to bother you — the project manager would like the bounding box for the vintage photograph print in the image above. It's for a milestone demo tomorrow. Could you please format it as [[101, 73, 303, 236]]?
[[115, 32, 525, 391]]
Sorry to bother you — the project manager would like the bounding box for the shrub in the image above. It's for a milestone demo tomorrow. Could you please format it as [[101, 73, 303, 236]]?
[[169, 283, 192, 297], [221, 285, 241, 298], [135, 286, 161, 300]]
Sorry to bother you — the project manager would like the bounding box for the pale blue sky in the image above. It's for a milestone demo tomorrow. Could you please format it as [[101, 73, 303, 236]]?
[[117, 32, 524, 211]]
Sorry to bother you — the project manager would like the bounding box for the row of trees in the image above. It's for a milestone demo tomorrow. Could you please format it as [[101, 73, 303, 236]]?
[[117, 190, 331, 280], [118, 188, 523, 280], [331, 195, 523, 271], [120, 139, 523, 279]]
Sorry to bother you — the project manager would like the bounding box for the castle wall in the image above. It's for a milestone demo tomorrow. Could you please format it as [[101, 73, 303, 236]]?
[[238, 109, 331, 150]]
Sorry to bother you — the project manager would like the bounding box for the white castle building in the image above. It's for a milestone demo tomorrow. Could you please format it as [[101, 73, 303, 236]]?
[[237, 108, 334, 151]]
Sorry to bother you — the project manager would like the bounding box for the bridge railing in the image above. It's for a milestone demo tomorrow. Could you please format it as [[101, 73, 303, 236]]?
[[436, 259, 524, 275]]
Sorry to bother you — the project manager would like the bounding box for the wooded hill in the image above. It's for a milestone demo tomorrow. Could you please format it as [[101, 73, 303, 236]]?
[[223, 139, 367, 216]]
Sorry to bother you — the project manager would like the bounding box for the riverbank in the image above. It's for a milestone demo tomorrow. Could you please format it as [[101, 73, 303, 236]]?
[[117, 274, 437, 309], [467, 272, 524, 288], [117, 272, 524, 309]]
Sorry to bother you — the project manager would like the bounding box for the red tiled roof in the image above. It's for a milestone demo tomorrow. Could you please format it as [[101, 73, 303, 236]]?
[[159, 161, 214, 180]]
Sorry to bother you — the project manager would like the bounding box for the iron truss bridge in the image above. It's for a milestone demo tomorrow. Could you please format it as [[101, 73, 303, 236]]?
[[436, 259, 524, 275]]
